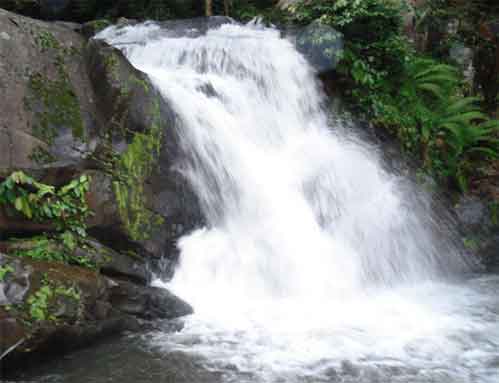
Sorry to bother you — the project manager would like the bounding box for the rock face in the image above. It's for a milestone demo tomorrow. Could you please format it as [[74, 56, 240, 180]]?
[[0, 253, 192, 367], [0, 8, 201, 370], [454, 196, 499, 272], [110, 281, 193, 320], [83, 38, 202, 259], [0, 7, 98, 175], [0, 8, 202, 258]]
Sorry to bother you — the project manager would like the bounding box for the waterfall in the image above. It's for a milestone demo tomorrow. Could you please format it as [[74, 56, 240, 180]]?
[[97, 22, 499, 383]]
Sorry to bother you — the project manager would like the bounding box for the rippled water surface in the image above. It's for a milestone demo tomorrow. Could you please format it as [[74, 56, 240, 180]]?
[[7, 275, 499, 383]]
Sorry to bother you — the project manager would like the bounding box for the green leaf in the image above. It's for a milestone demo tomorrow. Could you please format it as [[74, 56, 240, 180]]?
[[14, 197, 24, 212], [417, 83, 444, 99]]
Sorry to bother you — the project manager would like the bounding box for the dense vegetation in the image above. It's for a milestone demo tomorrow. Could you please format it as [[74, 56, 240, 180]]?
[[285, 0, 499, 195], [0, 172, 96, 267]]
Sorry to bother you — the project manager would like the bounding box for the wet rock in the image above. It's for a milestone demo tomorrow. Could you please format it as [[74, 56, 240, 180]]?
[[482, 234, 499, 272], [2, 237, 154, 285], [75, 238, 151, 284], [454, 195, 499, 271], [86, 38, 166, 137], [0, 9, 201, 260], [455, 196, 492, 232], [0, 253, 110, 359], [85, 39, 202, 258], [0, 252, 191, 368], [296, 22, 344, 74], [0, 313, 25, 357], [110, 281, 193, 320], [0, 256, 31, 305], [82, 19, 112, 39]]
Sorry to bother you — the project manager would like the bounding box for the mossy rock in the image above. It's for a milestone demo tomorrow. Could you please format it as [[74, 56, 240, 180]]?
[[82, 19, 113, 38], [0, 9, 100, 172], [85, 40, 202, 251], [0, 251, 192, 370], [0, 253, 109, 358]]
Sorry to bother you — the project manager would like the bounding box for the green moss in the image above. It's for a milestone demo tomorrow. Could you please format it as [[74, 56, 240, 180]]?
[[88, 19, 112, 35], [129, 75, 150, 94], [0, 264, 14, 281], [112, 99, 164, 241], [463, 237, 479, 251], [27, 276, 81, 323], [25, 30, 85, 147], [491, 202, 499, 226], [29, 146, 56, 165], [105, 52, 120, 82], [27, 67, 84, 145], [35, 30, 60, 51], [10, 236, 96, 269]]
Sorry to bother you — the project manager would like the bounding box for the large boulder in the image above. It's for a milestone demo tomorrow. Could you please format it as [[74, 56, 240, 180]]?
[[110, 281, 193, 320], [0, 252, 191, 367], [84, 39, 202, 259], [0, 9, 202, 261], [0, 252, 112, 362], [1, 237, 154, 285], [0, 8, 99, 175]]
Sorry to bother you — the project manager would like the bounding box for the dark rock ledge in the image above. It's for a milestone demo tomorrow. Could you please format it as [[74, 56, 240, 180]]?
[[0, 252, 192, 370], [0, 7, 200, 372]]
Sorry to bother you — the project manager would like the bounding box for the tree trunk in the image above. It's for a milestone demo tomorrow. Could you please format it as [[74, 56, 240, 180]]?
[[205, 0, 213, 16], [224, 0, 230, 16]]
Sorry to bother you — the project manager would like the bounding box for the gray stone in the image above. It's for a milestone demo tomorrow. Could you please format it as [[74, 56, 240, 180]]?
[[110, 281, 193, 320]]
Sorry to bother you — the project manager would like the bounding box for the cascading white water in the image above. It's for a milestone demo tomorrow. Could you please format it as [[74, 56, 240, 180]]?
[[98, 22, 499, 383]]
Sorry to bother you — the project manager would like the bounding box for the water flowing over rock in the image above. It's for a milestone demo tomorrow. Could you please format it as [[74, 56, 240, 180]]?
[[99, 20, 472, 295], [92, 20, 499, 383]]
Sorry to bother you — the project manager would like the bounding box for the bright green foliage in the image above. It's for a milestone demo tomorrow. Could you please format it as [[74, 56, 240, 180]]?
[[27, 277, 80, 322], [35, 30, 60, 51], [11, 235, 96, 268], [0, 265, 14, 281], [231, 0, 287, 23], [292, 0, 403, 39], [28, 285, 53, 321], [0, 172, 96, 267], [0, 172, 91, 236], [13, 237, 66, 263], [372, 58, 499, 190], [415, 0, 499, 112], [112, 100, 164, 241], [291, 0, 499, 191]]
